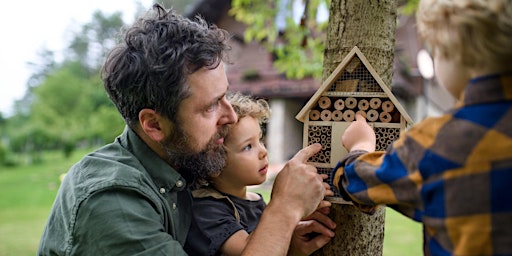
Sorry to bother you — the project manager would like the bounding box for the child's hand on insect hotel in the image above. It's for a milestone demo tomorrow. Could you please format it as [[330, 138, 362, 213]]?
[[342, 113, 376, 152]]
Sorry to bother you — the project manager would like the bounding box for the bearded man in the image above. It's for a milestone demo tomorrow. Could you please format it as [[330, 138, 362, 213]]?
[[38, 4, 335, 256]]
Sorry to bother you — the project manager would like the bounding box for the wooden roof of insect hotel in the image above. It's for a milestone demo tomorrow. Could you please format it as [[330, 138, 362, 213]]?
[[296, 46, 413, 124]]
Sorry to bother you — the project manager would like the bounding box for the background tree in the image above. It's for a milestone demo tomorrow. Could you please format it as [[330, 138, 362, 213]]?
[[67, 11, 124, 70], [0, 1, 205, 166], [2, 10, 125, 163]]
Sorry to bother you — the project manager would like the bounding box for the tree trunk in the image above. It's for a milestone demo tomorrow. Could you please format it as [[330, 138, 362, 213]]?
[[313, 0, 397, 255]]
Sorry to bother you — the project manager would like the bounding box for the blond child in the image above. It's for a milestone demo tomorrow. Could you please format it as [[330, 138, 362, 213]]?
[[330, 0, 512, 255]]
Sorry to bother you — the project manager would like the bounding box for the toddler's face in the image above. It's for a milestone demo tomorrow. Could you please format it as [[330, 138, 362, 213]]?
[[220, 116, 269, 187]]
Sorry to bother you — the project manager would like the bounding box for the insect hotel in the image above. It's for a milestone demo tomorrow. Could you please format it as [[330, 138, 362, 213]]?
[[295, 46, 413, 203]]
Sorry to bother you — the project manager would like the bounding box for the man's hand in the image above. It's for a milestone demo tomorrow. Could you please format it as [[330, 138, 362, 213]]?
[[270, 143, 326, 219], [319, 173, 335, 201], [342, 113, 376, 152], [288, 207, 336, 256], [241, 144, 334, 256]]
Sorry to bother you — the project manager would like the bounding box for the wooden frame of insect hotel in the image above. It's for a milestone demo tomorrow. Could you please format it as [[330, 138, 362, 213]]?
[[296, 46, 414, 204]]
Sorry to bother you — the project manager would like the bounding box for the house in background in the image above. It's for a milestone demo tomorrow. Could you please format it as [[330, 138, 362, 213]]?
[[186, 0, 456, 165]]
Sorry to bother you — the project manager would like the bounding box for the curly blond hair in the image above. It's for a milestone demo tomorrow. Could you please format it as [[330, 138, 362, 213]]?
[[417, 0, 512, 70], [227, 91, 270, 125]]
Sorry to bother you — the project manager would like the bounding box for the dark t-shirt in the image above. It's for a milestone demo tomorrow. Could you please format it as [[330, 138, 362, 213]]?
[[184, 187, 266, 256]]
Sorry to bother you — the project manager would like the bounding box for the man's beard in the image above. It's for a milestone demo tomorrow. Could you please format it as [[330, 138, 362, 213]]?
[[161, 124, 229, 186]]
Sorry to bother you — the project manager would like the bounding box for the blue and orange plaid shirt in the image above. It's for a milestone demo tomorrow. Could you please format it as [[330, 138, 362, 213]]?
[[332, 73, 512, 255]]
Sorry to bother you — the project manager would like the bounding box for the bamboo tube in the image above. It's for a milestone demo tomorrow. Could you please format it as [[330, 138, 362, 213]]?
[[309, 110, 320, 121], [370, 98, 382, 109], [358, 99, 369, 111], [345, 97, 357, 109], [320, 110, 332, 121], [342, 110, 355, 122], [332, 110, 343, 121], [318, 96, 331, 109], [379, 112, 392, 123], [334, 99, 345, 110], [367, 109, 379, 122], [382, 100, 395, 112]]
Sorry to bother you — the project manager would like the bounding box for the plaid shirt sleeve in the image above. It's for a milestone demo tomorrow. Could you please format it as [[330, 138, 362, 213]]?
[[332, 128, 425, 220]]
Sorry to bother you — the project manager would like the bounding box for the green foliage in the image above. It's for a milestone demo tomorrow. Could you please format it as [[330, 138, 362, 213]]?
[[68, 11, 124, 69], [399, 0, 420, 15], [0, 10, 126, 164], [230, 0, 419, 80], [0, 142, 5, 165], [30, 63, 102, 142], [230, 0, 329, 79], [22, 63, 124, 156], [88, 105, 125, 143]]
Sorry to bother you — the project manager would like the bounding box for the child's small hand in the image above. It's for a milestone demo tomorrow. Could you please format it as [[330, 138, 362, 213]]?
[[342, 113, 376, 152]]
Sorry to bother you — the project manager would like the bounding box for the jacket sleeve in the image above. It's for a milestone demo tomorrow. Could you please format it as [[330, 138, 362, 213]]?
[[331, 129, 426, 220], [331, 150, 379, 214]]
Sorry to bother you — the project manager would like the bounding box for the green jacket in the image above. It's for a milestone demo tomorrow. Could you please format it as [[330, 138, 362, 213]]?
[[38, 126, 192, 255]]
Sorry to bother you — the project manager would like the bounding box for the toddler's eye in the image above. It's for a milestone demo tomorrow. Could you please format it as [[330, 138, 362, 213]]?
[[243, 144, 252, 151]]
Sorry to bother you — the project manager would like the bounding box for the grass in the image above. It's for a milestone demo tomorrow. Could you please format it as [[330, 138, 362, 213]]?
[[383, 208, 423, 255], [0, 150, 422, 256], [0, 149, 88, 256]]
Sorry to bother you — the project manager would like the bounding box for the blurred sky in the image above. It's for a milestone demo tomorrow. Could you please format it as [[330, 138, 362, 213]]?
[[0, 0, 153, 117]]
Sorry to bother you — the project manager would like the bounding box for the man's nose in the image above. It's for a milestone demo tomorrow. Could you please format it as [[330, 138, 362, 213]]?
[[218, 97, 237, 125]]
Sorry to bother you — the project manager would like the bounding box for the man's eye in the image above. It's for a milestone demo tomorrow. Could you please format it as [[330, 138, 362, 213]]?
[[206, 102, 219, 112]]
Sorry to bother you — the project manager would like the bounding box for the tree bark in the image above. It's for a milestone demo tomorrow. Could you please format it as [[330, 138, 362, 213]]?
[[313, 0, 397, 255]]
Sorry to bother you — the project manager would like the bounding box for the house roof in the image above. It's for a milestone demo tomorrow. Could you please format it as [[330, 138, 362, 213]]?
[[226, 74, 320, 98], [296, 46, 413, 124]]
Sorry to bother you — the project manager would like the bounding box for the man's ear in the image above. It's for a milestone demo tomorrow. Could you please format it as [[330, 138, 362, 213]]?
[[138, 109, 167, 142]]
